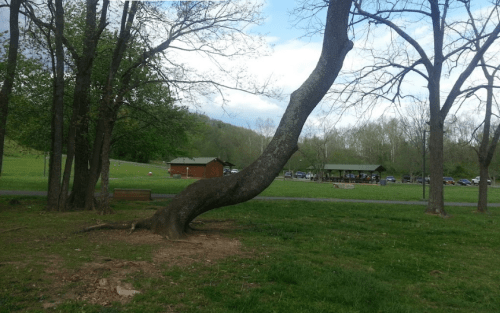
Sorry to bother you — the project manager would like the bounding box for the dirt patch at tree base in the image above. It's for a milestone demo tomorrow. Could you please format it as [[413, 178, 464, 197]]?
[[41, 219, 242, 308]]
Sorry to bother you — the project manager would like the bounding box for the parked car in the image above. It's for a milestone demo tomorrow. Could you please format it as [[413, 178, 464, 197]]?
[[294, 171, 306, 178], [284, 171, 292, 179], [457, 179, 471, 186], [306, 173, 312, 179], [402, 174, 411, 183], [415, 177, 424, 184], [443, 177, 455, 185], [386, 176, 396, 183], [471, 176, 492, 186], [223, 168, 231, 175], [231, 169, 239, 174]]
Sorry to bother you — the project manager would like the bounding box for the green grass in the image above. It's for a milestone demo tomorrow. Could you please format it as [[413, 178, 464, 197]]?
[[261, 179, 500, 203], [1, 196, 500, 312], [3, 155, 499, 203]]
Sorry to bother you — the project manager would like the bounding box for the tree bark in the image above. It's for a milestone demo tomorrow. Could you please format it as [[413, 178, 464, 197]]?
[[477, 162, 489, 213], [476, 72, 500, 213], [148, 0, 353, 239], [0, 0, 21, 176], [426, 88, 446, 216], [47, 0, 65, 211], [63, 0, 108, 211], [83, 1, 138, 211], [425, 2, 447, 217], [98, 117, 114, 214]]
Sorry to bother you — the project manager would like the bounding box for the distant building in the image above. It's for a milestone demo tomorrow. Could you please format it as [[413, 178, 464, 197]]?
[[168, 157, 234, 179]]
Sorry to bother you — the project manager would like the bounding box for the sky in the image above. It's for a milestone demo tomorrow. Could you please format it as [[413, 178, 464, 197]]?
[[178, 0, 335, 134], [174, 0, 414, 134], [3, 0, 495, 136], [176, 0, 498, 136]]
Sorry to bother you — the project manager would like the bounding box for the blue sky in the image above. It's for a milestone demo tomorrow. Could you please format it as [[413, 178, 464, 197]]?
[[187, 0, 331, 133]]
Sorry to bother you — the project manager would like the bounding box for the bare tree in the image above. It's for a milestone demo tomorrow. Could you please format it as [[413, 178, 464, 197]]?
[[300, 117, 336, 181], [464, 1, 500, 213], [326, 0, 500, 216], [255, 117, 276, 154], [0, 0, 22, 176], [81, 0, 354, 239]]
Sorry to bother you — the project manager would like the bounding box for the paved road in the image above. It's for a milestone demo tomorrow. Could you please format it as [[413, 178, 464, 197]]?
[[2, 190, 498, 207]]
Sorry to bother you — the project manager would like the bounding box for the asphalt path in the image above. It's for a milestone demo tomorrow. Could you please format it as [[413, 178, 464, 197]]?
[[1, 190, 498, 207]]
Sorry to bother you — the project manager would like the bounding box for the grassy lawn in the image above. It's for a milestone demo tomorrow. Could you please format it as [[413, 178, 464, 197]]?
[[2, 155, 499, 203], [1, 196, 499, 312]]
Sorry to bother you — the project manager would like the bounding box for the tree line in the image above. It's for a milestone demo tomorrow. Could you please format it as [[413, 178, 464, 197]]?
[[182, 112, 499, 182]]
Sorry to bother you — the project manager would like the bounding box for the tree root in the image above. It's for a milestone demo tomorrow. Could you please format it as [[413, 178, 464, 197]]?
[[0, 226, 26, 234], [75, 218, 152, 234]]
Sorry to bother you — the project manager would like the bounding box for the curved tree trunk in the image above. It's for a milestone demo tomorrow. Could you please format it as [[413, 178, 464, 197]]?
[[147, 0, 354, 239]]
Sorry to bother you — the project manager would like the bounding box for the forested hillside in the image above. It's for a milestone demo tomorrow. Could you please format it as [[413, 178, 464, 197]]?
[[179, 114, 498, 179], [8, 109, 496, 179]]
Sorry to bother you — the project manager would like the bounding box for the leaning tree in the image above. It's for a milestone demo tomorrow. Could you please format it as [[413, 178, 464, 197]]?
[[83, 0, 354, 239]]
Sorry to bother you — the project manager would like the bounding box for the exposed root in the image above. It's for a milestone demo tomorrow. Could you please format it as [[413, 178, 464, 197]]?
[[75, 218, 152, 234], [0, 226, 26, 234], [164, 239, 202, 245]]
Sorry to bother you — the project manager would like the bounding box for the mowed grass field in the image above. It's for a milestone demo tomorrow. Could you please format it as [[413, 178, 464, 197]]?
[[1, 196, 499, 312], [2, 156, 500, 311], [1, 155, 500, 203]]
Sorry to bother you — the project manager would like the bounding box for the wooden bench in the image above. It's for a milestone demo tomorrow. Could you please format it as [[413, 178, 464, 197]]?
[[113, 189, 152, 201]]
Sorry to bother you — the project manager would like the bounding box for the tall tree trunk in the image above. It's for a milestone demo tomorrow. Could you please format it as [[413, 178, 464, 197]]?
[[426, 115, 446, 215], [47, 0, 65, 211], [71, 107, 92, 208], [477, 162, 489, 213], [98, 117, 114, 214], [148, 0, 353, 239], [62, 0, 107, 211], [83, 1, 138, 210], [84, 118, 105, 210], [61, 74, 91, 210], [0, 0, 21, 176], [476, 71, 500, 213]]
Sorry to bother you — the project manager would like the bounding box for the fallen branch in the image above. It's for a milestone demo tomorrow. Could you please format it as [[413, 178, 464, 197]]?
[[0, 226, 26, 234], [75, 218, 152, 234]]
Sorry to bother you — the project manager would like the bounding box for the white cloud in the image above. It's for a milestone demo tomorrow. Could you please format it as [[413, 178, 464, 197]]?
[[172, 36, 325, 130]]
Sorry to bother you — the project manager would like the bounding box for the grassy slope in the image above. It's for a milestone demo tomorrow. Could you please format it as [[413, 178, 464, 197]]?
[[2, 155, 499, 203], [1, 197, 499, 312]]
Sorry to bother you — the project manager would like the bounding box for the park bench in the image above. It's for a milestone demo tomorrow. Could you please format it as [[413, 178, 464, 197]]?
[[113, 188, 152, 201]]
